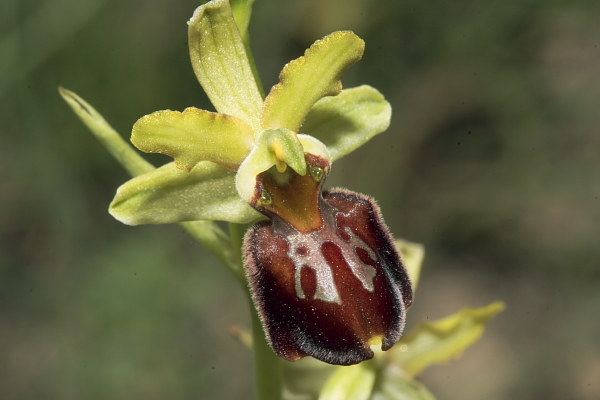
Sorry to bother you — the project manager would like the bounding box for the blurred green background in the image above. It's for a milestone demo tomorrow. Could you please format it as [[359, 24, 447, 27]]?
[[2, 0, 600, 399]]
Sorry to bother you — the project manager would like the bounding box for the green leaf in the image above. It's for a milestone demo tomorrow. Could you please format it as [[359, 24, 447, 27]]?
[[109, 161, 261, 225], [58, 87, 154, 177], [302, 85, 392, 162], [318, 360, 376, 400], [390, 302, 505, 377], [188, 0, 263, 130], [59, 88, 238, 275], [131, 107, 254, 172], [394, 239, 425, 292], [261, 31, 364, 133], [371, 366, 436, 400]]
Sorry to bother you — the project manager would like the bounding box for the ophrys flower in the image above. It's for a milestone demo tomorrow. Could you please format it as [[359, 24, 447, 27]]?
[[108, 0, 411, 366]]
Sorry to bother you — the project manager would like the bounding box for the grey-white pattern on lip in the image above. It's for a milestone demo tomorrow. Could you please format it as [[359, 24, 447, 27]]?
[[287, 225, 378, 305]]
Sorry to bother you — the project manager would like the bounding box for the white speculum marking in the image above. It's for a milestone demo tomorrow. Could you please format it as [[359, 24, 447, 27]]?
[[287, 226, 377, 305]]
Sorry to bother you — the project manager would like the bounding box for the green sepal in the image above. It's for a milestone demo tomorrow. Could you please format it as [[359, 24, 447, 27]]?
[[109, 161, 261, 225], [390, 302, 505, 377], [261, 31, 365, 133], [188, 0, 263, 129], [318, 360, 376, 400], [394, 239, 425, 292], [371, 366, 436, 400], [302, 85, 392, 162], [131, 107, 254, 172], [235, 128, 308, 203]]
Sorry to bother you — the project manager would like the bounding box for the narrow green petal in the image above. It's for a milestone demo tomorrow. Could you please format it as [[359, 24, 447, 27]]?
[[131, 107, 254, 172], [109, 161, 261, 225], [390, 302, 505, 377], [188, 0, 263, 129], [261, 31, 365, 132], [302, 85, 392, 162], [319, 360, 376, 400], [235, 128, 307, 203]]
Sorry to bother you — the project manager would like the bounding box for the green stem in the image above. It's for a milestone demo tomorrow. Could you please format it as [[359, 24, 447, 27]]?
[[229, 222, 282, 400], [250, 299, 283, 400]]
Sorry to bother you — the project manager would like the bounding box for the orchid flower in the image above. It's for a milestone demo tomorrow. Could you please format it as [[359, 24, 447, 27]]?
[[103, 0, 411, 366]]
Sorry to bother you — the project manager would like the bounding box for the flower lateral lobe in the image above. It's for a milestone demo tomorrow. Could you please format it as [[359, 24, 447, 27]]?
[[243, 156, 412, 365]]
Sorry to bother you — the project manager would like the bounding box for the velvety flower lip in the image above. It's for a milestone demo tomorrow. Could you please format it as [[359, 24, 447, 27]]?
[[104, 0, 408, 366], [243, 153, 412, 366]]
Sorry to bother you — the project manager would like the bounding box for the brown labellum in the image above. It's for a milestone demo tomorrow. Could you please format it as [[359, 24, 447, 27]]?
[[243, 154, 412, 366]]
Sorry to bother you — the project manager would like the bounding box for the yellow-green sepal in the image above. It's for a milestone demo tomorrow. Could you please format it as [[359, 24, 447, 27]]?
[[261, 31, 365, 132], [188, 0, 263, 129], [389, 302, 505, 377], [236, 128, 308, 203], [302, 85, 392, 162], [131, 107, 254, 172], [109, 161, 261, 225]]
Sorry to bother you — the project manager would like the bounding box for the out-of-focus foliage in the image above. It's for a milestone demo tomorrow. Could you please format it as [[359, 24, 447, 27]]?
[[390, 302, 505, 377], [371, 366, 436, 400], [319, 360, 376, 400], [2, 0, 600, 399]]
